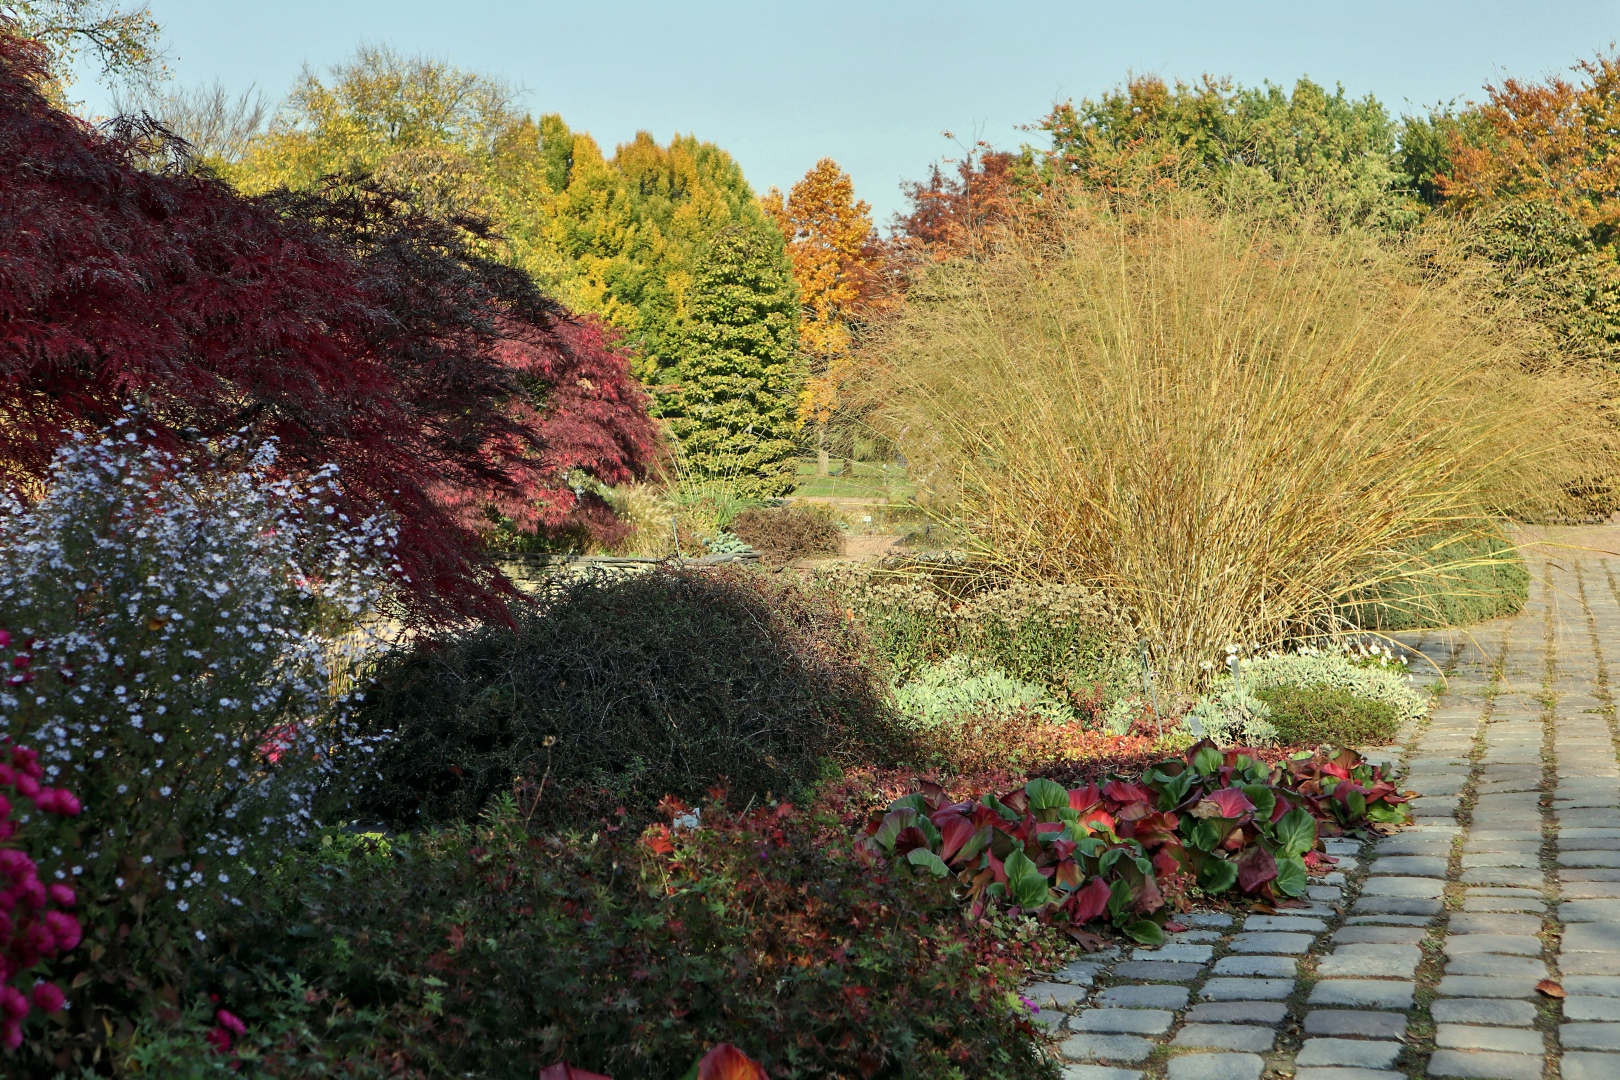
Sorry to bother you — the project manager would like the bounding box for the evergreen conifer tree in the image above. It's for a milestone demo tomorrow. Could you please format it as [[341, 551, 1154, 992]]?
[[661, 224, 805, 497]]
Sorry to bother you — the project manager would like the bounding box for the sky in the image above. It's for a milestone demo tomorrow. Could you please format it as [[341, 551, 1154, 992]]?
[[81, 0, 1620, 225]]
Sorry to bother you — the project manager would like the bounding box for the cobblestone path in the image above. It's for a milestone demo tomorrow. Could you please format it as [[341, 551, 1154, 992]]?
[[1028, 544, 1620, 1079]]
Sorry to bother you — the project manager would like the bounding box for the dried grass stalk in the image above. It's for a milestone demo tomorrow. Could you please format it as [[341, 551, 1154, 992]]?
[[861, 203, 1606, 684]]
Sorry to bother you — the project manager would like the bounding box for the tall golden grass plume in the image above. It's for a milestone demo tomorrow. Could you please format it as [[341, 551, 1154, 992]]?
[[859, 201, 1605, 684]]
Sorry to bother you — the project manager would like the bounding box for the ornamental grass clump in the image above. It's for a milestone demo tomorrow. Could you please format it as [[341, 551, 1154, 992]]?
[[862, 201, 1604, 683], [0, 424, 397, 1068]]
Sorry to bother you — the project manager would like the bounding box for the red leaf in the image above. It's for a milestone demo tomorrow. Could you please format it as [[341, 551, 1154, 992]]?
[[1103, 780, 1152, 805], [1066, 926, 1106, 950], [892, 826, 928, 856], [1054, 858, 1084, 891], [1070, 875, 1112, 924], [1199, 787, 1255, 819], [1236, 846, 1278, 893], [937, 815, 977, 862], [696, 1043, 768, 1080], [1127, 810, 1181, 848], [1079, 808, 1117, 834], [1068, 784, 1103, 812]]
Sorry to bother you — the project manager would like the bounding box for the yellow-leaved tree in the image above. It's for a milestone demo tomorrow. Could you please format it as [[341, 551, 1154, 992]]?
[[762, 158, 888, 471]]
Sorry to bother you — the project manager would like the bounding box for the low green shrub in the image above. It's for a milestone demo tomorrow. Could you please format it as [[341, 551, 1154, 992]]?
[[892, 654, 1073, 729], [817, 566, 1135, 708], [730, 503, 844, 562], [1254, 685, 1401, 747], [1238, 646, 1428, 728], [1182, 685, 1278, 746], [188, 799, 1054, 1080], [347, 565, 902, 830], [1344, 530, 1529, 630]]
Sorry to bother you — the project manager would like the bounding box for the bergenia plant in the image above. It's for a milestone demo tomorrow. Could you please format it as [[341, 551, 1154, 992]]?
[[0, 420, 397, 1004], [860, 742, 1410, 943]]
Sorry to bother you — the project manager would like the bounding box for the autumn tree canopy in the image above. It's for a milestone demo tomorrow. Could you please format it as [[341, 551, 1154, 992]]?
[[0, 31, 657, 623], [226, 47, 798, 491], [761, 158, 888, 426]]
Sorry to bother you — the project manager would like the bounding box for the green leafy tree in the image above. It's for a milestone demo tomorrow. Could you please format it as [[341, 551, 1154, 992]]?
[[3, 0, 165, 96], [662, 224, 804, 496], [230, 48, 799, 490], [1037, 74, 1416, 228]]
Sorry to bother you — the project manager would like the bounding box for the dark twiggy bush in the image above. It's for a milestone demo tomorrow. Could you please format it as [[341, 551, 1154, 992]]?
[[730, 504, 844, 562], [347, 565, 902, 829]]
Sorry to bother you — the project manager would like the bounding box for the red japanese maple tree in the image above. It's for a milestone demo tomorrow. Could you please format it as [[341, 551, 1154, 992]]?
[[0, 31, 658, 623]]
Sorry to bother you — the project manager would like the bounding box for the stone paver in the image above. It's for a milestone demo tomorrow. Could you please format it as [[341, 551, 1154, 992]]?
[[1023, 544, 1620, 1080]]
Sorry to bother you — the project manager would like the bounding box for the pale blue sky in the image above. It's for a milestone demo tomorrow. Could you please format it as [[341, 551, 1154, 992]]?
[[85, 1, 1620, 224]]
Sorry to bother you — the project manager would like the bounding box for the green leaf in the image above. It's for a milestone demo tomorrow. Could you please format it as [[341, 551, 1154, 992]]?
[[889, 793, 929, 814], [1107, 877, 1133, 920], [956, 825, 993, 864], [1273, 806, 1317, 858], [1241, 784, 1276, 821], [1188, 817, 1232, 852], [1025, 777, 1069, 811], [1192, 746, 1223, 775], [1099, 847, 1125, 874], [873, 807, 918, 852], [1347, 790, 1367, 818], [1004, 849, 1051, 908], [1366, 801, 1411, 824], [1197, 856, 1238, 894], [982, 794, 1021, 823], [1274, 855, 1307, 897], [1125, 919, 1164, 945], [907, 848, 951, 877], [917, 816, 943, 849]]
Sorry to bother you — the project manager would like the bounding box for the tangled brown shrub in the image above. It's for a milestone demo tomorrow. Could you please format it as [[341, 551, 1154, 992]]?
[[345, 565, 902, 829], [731, 503, 844, 562]]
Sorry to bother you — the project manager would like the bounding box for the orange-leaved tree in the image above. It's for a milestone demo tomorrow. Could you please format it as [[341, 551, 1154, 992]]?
[[1440, 50, 1620, 241], [761, 159, 889, 457]]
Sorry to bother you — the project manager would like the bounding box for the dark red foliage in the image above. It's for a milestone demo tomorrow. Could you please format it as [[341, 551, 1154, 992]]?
[[0, 32, 657, 623]]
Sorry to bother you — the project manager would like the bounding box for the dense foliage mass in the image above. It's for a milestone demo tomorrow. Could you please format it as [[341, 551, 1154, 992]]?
[[0, 32, 656, 621], [1035, 75, 1414, 227], [0, 430, 396, 1069], [183, 800, 1054, 1080], [348, 566, 899, 830], [863, 205, 1599, 679], [863, 744, 1410, 942], [659, 225, 805, 496], [223, 47, 798, 492]]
